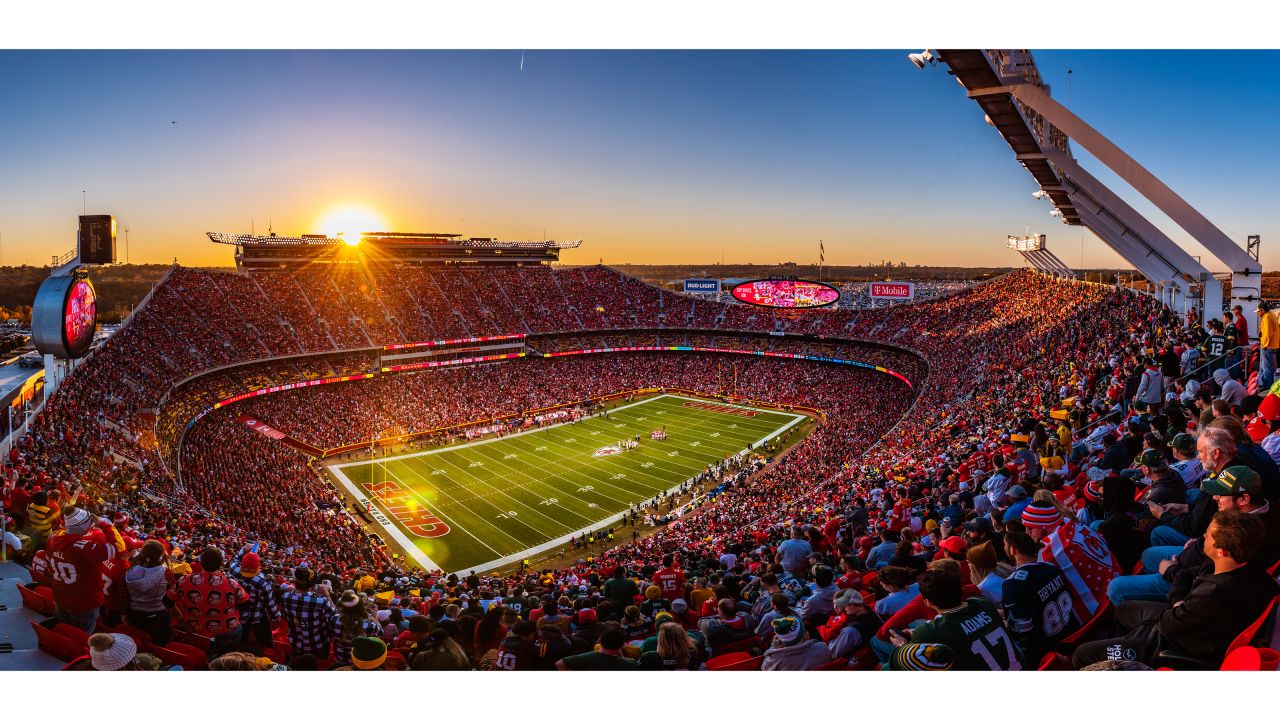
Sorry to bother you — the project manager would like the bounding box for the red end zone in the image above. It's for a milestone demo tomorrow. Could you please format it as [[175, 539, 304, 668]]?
[[682, 400, 759, 417], [361, 479, 451, 538]]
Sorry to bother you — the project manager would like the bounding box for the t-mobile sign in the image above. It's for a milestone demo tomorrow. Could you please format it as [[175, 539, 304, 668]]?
[[869, 282, 915, 301]]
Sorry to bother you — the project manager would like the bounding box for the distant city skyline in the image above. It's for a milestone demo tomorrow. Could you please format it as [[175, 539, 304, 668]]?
[[0, 50, 1274, 271]]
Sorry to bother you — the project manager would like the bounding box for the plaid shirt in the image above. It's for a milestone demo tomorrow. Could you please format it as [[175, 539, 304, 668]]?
[[229, 556, 279, 626], [279, 590, 337, 656], [332, 615, 383, 665]]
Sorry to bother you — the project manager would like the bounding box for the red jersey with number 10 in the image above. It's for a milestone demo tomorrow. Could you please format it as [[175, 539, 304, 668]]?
[[652, 567, 687, 600], [45, 533, 117, 613]]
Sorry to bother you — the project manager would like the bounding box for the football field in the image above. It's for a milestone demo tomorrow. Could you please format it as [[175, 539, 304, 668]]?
[[327, 393, 809, 573]]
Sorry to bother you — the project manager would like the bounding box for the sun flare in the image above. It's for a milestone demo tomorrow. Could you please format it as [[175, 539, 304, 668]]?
[[317, 205, 385, 246]]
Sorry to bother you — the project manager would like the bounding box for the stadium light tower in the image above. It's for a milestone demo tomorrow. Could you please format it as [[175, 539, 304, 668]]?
[[930, 50, 1258, 332]]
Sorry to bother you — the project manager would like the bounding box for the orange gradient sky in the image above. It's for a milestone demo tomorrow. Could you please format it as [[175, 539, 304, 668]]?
[[0, 51, 1274, 271]]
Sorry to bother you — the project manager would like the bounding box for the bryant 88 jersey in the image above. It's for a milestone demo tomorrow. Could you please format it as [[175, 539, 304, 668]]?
[[1001, 561, 1081, 660]]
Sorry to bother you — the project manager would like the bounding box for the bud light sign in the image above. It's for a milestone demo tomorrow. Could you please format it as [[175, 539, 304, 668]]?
[[869, 282, 915, 301], [683, 278, 721, 294]]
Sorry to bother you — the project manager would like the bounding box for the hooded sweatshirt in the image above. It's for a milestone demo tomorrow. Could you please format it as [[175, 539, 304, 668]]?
[[761, 638, 833, 670], [1213, 369, 1246, 407], [125, 564, 171, 613]]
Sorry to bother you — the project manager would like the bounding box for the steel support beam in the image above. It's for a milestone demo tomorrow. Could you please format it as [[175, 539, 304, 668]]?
[[1003, 81, 1262, 333]]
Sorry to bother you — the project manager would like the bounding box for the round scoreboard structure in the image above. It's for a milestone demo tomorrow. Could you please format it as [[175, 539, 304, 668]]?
[[731, 278, 840, 309], [32, 273, 98, 359]]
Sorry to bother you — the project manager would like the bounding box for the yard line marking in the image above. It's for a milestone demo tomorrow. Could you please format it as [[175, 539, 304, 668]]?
[[428, 450, 582, 535], [390, 458, 535, 551], [464, 440, 635, 513]]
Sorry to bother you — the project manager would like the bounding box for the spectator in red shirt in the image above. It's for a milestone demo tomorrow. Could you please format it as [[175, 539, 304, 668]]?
[[170, 547, 250, 656], [651, 554, 686, 602], [45, 508, 120, 633]]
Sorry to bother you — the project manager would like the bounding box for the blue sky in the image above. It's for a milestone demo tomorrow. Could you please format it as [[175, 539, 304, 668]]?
[[0, 50, 1273, 269]]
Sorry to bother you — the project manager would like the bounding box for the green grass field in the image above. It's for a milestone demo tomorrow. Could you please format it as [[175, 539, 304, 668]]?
[[327, 394, 808, 573]]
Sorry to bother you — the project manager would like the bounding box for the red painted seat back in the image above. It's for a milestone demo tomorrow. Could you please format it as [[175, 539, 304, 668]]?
[[31, 621, 85, 662], [16, 583, 55, 616]]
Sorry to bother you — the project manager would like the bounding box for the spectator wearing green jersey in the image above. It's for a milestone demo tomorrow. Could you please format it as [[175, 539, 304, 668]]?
[[891, 569, 1024, 671]]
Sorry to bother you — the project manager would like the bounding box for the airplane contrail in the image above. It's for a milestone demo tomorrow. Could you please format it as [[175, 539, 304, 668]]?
[[520, 51, 524, 72]]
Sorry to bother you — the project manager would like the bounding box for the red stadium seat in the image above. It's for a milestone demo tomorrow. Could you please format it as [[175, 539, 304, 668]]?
[[710, 636, 764, 657], [706, 651, 764, 670], [53, 622, 91, 649], [31, 621, 87, 662], [811, 657, 855, 670], [113, 623, 155, 653], [150, 641, 209, 670], [16, 582, 55, 616], [171, 629, 213, 654], [1156, 595, 1279, 670], [1221, 646, 1280, 671]]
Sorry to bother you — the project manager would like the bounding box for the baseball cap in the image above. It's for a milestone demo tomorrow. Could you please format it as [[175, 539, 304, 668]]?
[[1138, 449, 1167, 468], [1170, 433, 1196, 454], [1201, 466, 1263, 497], [239, 552, 261, 577], [939, 535, 969, 554], [962, 517, 993, 535], [1005, 485, 1028, 500]]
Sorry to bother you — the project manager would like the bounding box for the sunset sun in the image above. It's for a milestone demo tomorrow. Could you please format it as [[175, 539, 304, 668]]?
[[317, 205, 385, 246]]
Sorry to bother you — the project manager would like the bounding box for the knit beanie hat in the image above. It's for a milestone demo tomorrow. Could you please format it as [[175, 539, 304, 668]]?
[[644, 584, 662, 600], [1021, 502, 1063, 530], [1083, 479, 1104, 505], [771, 616, 803, 644], [89, 633, 137, 671], [64, 508, 95, 535], [965, 541, 997, 572], [351, 636, 387, 670], [889, 642, 955, 671]]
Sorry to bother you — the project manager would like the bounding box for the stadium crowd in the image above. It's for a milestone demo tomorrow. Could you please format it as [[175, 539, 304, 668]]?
[[5, 265, 1280, 671]]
